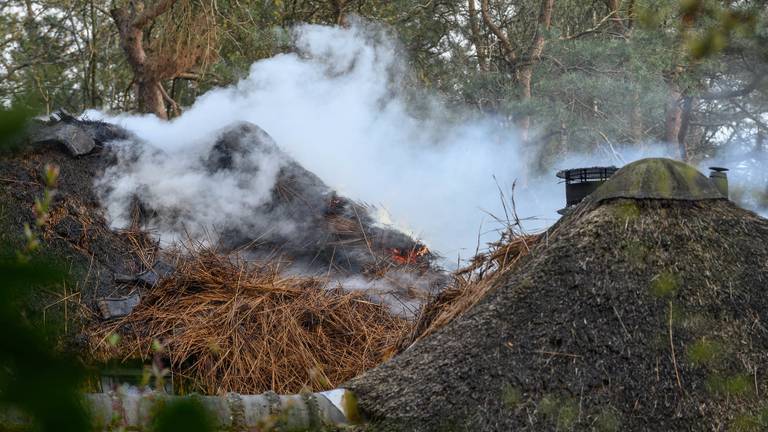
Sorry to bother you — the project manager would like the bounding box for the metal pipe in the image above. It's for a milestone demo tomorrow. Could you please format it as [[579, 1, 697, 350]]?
[[708, 167, 729, 198]]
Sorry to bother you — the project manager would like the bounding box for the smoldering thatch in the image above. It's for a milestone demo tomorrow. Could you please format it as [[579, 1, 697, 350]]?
[[110, 120, 440, 276], [347, 160, 768, 431], [88, 249, 411, 395]]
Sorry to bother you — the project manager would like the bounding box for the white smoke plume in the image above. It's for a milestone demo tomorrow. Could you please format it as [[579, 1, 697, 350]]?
[[699, 133, 768, 216], [95, 123, 295, 244], [87, 20, 563, 262], [86, 19, 766, 267]]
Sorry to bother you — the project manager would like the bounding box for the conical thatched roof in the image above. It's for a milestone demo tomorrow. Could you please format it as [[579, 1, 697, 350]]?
[[346, 158, 768, 431]]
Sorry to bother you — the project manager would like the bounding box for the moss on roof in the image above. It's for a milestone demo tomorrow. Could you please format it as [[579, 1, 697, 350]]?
[[349, 197, 768, 432], [588, 158, 725, 203]]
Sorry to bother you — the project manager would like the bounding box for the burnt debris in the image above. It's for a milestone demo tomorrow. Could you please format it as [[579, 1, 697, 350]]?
[[128, 120, 440, 276], [27, 110, 131, 157], [5, 115, 445, 320]]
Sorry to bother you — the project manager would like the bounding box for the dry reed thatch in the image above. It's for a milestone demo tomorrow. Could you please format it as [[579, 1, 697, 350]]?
[[397, 230, 539, 351], [347, 160, 768, 431], [88, 249, 411, 395]]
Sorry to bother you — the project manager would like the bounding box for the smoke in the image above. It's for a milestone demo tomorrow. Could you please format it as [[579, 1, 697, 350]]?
[[95, 123, 295, 244], [699, 138, 768, 217], [87, 19, 767, 268], [87, 20, 563, 262], [337, 270, 443, 317]]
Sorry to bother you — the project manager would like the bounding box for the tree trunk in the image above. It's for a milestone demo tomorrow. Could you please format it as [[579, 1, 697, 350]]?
[[518, 0, 555, 144], [676, 95, 694, 161], [138, 80, 168, 120], [88, 0, 99, 107], [468, 0, 488, 71], [606, 0, 625, 33], [330, 0, 348, 26], [664, 85, 683, 157], [111, 0, 178, 119], [518, 68, 534, 144], [630, 89, 643, 144]]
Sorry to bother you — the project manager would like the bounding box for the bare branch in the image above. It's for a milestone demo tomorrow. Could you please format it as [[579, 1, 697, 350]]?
[[732, 101, 768, 130], [480, 0, 516, 63], [158, 82, 180, 116], [560, 11, 616, 40], [699, 75, 765, 100], [175, 71, 200, 80], [133, 0, 178, 29]]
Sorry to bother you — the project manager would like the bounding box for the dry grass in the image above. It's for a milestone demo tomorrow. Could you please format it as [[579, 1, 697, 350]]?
[[397, 231, 539, 351], [88, 249, 410, 395]]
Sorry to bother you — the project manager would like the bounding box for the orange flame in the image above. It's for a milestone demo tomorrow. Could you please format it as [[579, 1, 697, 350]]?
[[389, 246, 430, 265]]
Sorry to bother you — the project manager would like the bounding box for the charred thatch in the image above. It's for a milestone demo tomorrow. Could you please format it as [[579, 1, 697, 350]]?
[[347, 159, 768, 431], [3, 117, 444, 303], [0, 116, 153, 309], [2, 116, 445, 390], [117, 121, 434, 271]]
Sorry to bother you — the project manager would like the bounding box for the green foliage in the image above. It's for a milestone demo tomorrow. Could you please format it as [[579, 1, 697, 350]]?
[[0, 105, 219, 432], [151, 398, 215, 432], [706, 373, 754, 398], [682, 1, 759, 59], [649, 271, 679, 299], [593, 406, 621, 432], [0, 256, 89, 432], [18, 163, 58, 263], [613, 202, 640, 221], [0, 102, 87, 432], [537, 394, 578, 430], [556, 399, 579, 431], [730, 407, 768, 432], [501, 384, 522, 410], [0, 106, 33, 153], [686, 338, 725, 368], [2, 0, 767, 178], [341, 391, 362, 424], [538, 394, 560, 418], [623, 239, 649, 266]]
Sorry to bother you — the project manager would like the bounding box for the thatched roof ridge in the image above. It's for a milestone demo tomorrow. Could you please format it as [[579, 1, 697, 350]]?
[[588, 157, 725, 203]]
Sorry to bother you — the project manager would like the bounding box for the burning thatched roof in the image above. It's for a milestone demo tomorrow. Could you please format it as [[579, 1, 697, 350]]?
[[102, 119, 442, 284], [346, 158, 768, 431], [1, 115, 443, 311], [1, 114, 447, 396]]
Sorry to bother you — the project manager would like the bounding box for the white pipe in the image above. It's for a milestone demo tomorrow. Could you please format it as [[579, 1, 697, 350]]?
[[1, 388, 353, 430]]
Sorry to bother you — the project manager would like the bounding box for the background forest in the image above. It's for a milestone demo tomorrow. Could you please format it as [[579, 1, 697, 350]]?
[[1, 2, 768, 430], [1, 0, 766, 185]]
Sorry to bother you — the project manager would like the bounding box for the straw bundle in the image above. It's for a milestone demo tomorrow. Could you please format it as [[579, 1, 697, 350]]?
[[90, 250, 410, 395]]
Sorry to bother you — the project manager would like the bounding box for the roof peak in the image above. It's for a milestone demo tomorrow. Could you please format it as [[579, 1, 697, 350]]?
[[587, 158, 726, 204]]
